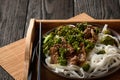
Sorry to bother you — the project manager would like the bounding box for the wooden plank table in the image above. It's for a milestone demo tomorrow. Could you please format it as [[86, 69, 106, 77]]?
[[0, 0, 120, 80]]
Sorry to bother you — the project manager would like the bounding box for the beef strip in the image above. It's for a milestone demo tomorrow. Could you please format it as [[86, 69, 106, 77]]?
[[91, 28, 98, 42], [64, 44, 74, 54], [84, 27, 92, 39], [79, 45, 86, 62], [50, 46, 59, 64], [67, 43, 87, 65], [61, 37, 67, 44], [69, 55, 79, 65], [84, 26, 98, 42]]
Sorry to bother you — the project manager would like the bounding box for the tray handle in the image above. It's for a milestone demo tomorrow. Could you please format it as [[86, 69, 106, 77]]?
[[24, 19, 36, 80]]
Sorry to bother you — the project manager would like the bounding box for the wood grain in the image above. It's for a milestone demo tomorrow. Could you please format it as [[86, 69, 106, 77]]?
[[1, 0, 120, 47], [24, 0, 42, 36], [0, 39, 25, 80], [24, 0, 74, 36], [0, 0, 29, 47], [42, 0, 74, 19], [0, 66, 14, 80], [74, 0, 120, 19], [0, 0, 120, 80]]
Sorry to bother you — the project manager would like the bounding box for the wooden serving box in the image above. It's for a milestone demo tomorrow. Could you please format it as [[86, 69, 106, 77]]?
[[25, 14, 120, 80]]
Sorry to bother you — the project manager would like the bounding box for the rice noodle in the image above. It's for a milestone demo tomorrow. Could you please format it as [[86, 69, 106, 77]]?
[[45, 24, 120, 78]]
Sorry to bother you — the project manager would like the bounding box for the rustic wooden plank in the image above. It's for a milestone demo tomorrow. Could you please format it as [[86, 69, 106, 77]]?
[[42, 0, 74, 19], [0, 0, 29, 47], [24, 0, 42, 36], [74, 0, 120, 19], [24, 0, 74, 35]]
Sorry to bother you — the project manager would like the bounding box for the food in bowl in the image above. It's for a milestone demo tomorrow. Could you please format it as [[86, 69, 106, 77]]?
[[42, 23, 120, 78]]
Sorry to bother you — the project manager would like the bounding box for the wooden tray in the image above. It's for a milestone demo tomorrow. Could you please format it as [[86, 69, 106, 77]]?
[[0, 13, 120, 80], [25, 14, 120, 80]]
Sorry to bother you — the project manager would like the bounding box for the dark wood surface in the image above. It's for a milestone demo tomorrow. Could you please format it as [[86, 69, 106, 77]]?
[[1, 0, 120, 47], [0, 0, 120, 80], [0, 66, 14, 80]]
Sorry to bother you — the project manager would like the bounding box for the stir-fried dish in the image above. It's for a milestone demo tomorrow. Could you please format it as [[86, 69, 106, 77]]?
[[43, 23, 120, 78]]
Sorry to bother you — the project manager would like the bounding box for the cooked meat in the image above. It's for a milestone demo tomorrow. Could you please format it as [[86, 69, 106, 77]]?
[[79, 45, 86, 62], [84, 27, 92, 39], [84, 26, 98, 43], [65, 44, 74, 54], [91, 29, 98, 42], [69, 56, 79, 65], [61, 37, 67, 44], [67, 44, 86, 65], [50, 46, 59, 64], [50, 52, 59, 64]]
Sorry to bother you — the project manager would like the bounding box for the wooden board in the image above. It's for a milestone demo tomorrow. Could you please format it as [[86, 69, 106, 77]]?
[[0, 39, 25, 80]]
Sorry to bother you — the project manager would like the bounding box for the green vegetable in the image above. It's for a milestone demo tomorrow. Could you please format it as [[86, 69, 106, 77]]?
[[82, 63, 90, 71], [43, 39, 54, 54], [54, 37, 62, 44], [43, 32, 55, 54], [103, 29, 111, 34], [84, 40, 95, 53], [58, 57, 67, 66], [55, 26, 73, 36], [100, 36, 115, 45], [66, 35, 76, 44], [94, 27, 100, 34], [59, 48, 67, 55], [97, 50, 105, 54], [43, 32, 54, 43], [58, 48, 67, 66], [76, 23, 87, 31], [72, 41, 80, 51]]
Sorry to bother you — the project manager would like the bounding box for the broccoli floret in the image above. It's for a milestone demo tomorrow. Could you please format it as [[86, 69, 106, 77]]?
[[97, 50, 105, 54], [59, 48, 67, 57], [76, 23, 87, 31], [43, 32, 54, 43], [100, 36, 115, 45], [43, 39, 54, 54], [103, 29, 111, 34], [72, 41, 80, 51], [58, 48, 67, 66], [82, 62, 90, 71], [55, 26, 72, 36], [84, 40, 95, 53], [43, 32, 55, 54], [54, 37, 62, 44], [58, 57, 67, 66], [94, 27, 100, 34], [66, 35, 76, 44]]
